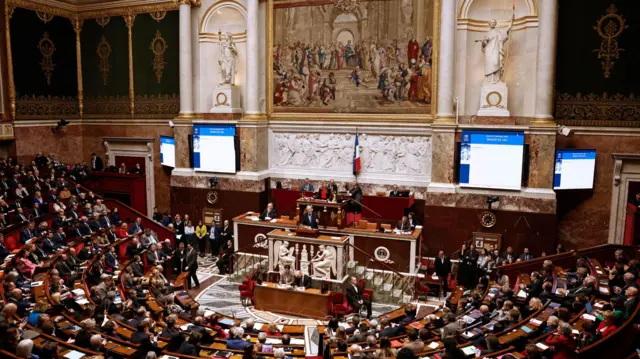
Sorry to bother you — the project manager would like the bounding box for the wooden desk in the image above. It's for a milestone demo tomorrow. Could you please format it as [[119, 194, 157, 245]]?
[[253, 282, 331, 319], [297, 198, 349, 228]]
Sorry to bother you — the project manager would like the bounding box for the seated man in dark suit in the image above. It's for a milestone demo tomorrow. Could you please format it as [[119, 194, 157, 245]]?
[[14, 208, 29, 225], [20, 221, 35, 243], [187, 316, 214, 345], [131, 320, 158, 355], [301, 205, 319, 229], [126, 238, 142, 259], [346, 276, 372, 318], [396, 216, 412, 231], [260, 202, 277, 220], [293, 270, 312, 289]]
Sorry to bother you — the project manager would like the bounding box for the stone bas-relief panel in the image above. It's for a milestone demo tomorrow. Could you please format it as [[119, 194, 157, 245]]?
[[272, 0, 435, 114], [271, 132, 431, 178]]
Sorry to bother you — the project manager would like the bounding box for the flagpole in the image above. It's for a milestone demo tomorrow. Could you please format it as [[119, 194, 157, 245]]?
[[354, 127, 359, 181]]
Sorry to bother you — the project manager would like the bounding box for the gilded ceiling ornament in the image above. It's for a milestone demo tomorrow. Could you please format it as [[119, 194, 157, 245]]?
[[36, 11, 54, 23], [7, 5, 15, 19], [150, 11, 167, 22], [332, 0, 359, 13], [38, 32, 56, 86], [150, 30, 167, 83], [97, 35, 112, 86], [96, 16, 110, 27], [593, 4, 628, 79]]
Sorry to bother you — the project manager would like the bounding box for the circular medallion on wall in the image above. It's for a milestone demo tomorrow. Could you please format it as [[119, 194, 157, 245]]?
[[374, 246, 391, 262], [480, 211, 497, 228], [207, 191, 219, 204]]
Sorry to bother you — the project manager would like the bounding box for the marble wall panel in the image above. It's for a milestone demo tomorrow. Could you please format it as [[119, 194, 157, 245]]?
[[430, 130, 455, 184], [528, 133, 556, 189]]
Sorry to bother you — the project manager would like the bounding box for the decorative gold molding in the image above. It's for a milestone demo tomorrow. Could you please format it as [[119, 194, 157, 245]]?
[[95, 16, 110, 26], [593, 4, 627, 79], [5, 3, 16, 120], [38, 32, 56, 86], [97, 35, 112, 86], [150, 30, 167, 83], [0, 123, 15, 139], [36, 11, 54, 23], [149, 11, 166, 21], [555, 92, 640, 126], [124, 13, 135, 116], [84, 95, 129, 115], [6, 0, 178, 20], [73, 17, 84, 118], [16, 94, 79, 118], [134, 93, 179, 117]]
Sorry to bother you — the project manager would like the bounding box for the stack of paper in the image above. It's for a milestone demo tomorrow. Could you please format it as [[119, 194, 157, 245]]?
[[428, 342, 439, 349], [581, 313, 596, 321], [290, 338, 305, 345], [529, 318, 543, 326], [535, 343, 549, 350]]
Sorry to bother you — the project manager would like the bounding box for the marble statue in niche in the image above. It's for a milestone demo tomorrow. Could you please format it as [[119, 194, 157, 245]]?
[[272, 132, 430, 175], [218, 31, 238, 86], [479, 12, 514, 84], [311, 244, 336, 278]]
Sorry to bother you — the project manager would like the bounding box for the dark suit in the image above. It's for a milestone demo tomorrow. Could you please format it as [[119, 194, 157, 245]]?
[[185, 248, 199, 289], [346, 283, 372, 318], [56, 260, 80, 285], [348, 186, 363, 213], [435, 255, 451, 295], [105, 252, 119, 269], [294, 274, 312, 289], [524, 278, 543, 299], [260, 208, 278, 220], [389, 190, 400, 197], [20, 227, 34, 243], [52, 217, 66, 230], [14, 213, 28, 225], [131, 331, 157, 357], [301, 212, 318, 229], [396, 220, 412, 231], [99, 215, 112, 229], [91, 156, 104, 171], [178, 342, 198, 356], [127, 242, 142, 259]]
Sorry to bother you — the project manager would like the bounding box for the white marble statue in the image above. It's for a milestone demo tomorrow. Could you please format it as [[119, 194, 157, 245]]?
[[311, 245, 336, 279], [479, 10, 515, 84], [274, 240, 296, 271], [217, 31, 238, 86]]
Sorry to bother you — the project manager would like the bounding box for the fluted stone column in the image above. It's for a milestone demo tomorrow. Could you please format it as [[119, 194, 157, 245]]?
[[532, 0, 558, 126], [245, 0, 260, 117], [178, 1, 194, 116], [435, 0, 456, 124]]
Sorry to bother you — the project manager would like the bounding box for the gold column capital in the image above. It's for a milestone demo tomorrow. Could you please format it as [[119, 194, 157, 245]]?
[[175, 0, 201, 7], [124, 13, 136, 28], [72, 17, 83, 33]]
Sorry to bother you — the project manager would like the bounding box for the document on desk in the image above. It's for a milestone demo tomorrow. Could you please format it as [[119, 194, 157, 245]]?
[[64, 350, 86, 359], [535, 343, 549, 351], [428, 341, 439, 349]]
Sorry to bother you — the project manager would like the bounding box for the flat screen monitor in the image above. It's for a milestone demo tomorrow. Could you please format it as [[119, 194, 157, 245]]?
[[159, 136, 175, 167], [459, 130, 525, 190], [553, 149, 596, 190], [193, 124, 236, 173]]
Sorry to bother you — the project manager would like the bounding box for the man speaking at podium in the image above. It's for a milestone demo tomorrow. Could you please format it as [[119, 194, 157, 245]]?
[[260, 202, 277, 220], [301, 205, 319, 229]]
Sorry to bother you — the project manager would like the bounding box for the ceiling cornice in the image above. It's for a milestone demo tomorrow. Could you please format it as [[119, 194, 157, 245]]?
[[7, 0, 180, 19]]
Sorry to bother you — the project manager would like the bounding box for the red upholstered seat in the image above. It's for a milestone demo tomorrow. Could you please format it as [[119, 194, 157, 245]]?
[[415, 278, 430, 302], [358, 279, 373, 301], [330, 292, 353, 317], [239, 280, 255, 306]]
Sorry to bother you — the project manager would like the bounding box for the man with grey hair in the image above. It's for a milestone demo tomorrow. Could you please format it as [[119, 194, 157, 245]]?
[[227, 326, 251, 349], [95, 274, 116, 302], [258, 332, 267, 344], [294, 270, 312, 289], [16, 339, 35, 358], [244, 318, 258, 334], [90, 334, 106, 352], [274, 348, 287, 359]]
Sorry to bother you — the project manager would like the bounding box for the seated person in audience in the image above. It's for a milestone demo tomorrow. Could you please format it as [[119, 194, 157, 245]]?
[[623, 287, 638, 318], [105, 246, 120, 271], [324, 318, 339, 338], [7, 288, 32, 317], [79, 216, 94, 235], [505, 308, 521, 329], [378, 318, 401, 338], [75, 318, 96, 349], [539, 281, 555, 302], [519, 271, 543, 299], [614, 272, 639, 297], [116, 222, 130, 239], [90, 334, 107, 354], [266, 323, 282, 336], [0, 213, 7, 229], [480, 334, 501, 355], [56, 253, 81, 286], [243, 318, 259, 334], [188, 316, 215, 344], [132, 319, 159, 355], [521, 297, 544, 318], [31, 202, 43, 218], [402, 304, 417, 324], [102, 319, 122, 340], [577, 320, 597, 349], [69, 222, 84, 239], [141, 227, 159, 248], [375, 337, 397, 359], [127, 237, 143, 259], [129, 217, 144, 235], [16, 250, 39, 278], [207, 316, 229, 339], [52, 211, 67, 230], [545, 322, 576, 358], [557, 275, 596, 301], [567, 267, 589, 289], [348, 323, 371, 343], [88, 213, 102, 232], [597, 310, 618, 337], [314, 182, 333, 201], [260, 202, 277, 220], [95, 273, 116, 302], [19, 221, 35, 243], [543, 315, 559, 334], [502, 246, 517, 264], [293, 270, 311, 288], [346, 276, 372, 318], [301, 205, 319, 229], [161, 314, 184, 350], [396, 216, 412, 231], [146, 243, 166, 266], [227, 326, 251, 349], [518, 247, 534, 261], [179, 331, 201, 355], [402, 329, 424, 354]]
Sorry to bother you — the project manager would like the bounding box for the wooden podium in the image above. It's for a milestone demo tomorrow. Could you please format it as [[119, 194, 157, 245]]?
[[296, 198, 348, 229]]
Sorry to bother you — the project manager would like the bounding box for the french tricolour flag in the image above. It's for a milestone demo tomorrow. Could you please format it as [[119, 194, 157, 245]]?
[[353, 132, 361, 175]]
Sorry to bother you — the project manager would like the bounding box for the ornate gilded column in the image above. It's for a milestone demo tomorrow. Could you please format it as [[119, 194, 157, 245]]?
[[124, 13, 135, 116], [72, 17, 84, 118], [532, 0, 558, 126], [4, 2, 14, 120], [435, 0, 455, 124], [178, 0, 194, 117], [244, 0, 260, 118]]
